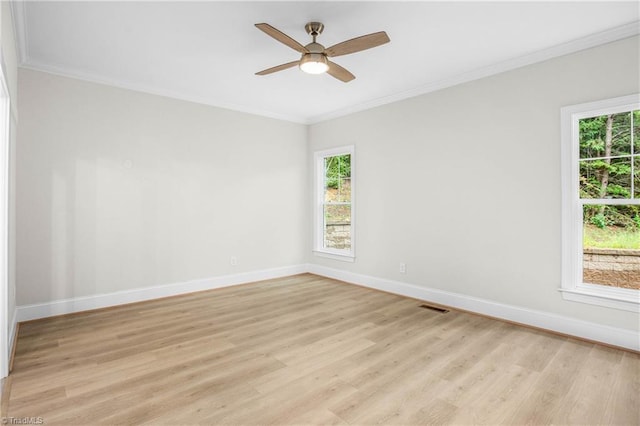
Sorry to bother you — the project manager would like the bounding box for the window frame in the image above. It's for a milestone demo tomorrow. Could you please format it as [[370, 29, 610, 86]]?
[[313, 145, 355, 262], [560, 94, 640, 312]]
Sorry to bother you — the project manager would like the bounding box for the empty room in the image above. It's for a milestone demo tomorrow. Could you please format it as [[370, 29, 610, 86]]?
[[0, 1, 639, 425]]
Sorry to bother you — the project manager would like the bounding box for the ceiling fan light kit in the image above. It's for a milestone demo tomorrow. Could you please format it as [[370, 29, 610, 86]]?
[[255, 21, 390, 82], [299, 53, 329, 74]]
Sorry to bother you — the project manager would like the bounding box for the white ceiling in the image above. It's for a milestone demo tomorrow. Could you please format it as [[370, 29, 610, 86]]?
[[12, 1, 640, 124]]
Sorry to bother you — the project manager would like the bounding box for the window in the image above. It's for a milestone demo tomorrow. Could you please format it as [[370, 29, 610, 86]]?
[[561, 94, 640, 312], [314, 146, 354, 261]]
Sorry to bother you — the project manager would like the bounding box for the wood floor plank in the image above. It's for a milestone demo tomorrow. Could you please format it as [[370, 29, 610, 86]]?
[[603, 352, 640, 425], [329, 318, 512, 424], [5, 273, 638, 425], [448, 364, 540, 425], [559, 344, 628, 425]]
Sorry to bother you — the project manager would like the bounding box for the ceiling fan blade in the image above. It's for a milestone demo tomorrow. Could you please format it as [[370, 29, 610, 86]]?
[[255, 23, 308, 54], [325, 31, 390, 58], [255, 61, 300, 76], [327, 60, 355, 83]]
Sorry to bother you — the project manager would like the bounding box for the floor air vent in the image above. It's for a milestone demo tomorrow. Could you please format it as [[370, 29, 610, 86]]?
[[419, 304, 449, 313]]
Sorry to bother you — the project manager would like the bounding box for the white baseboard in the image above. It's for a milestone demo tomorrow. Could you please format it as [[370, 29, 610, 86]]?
[[306, 264, 640, 352], [14, 263, 639, 351], [16, 265, 306, 322]]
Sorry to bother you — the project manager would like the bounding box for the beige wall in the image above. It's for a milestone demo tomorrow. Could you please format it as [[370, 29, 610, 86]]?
[[17, 69, 308, 305], [308, 36, 640, 331], [14, 34, 639, 335]]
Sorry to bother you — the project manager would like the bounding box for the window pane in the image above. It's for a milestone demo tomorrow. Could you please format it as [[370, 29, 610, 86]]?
[[324, 204, 351, 250], [583, 204, 640, 290], [324, 154, 351, 202], [579, 157, 631, 199], [635, 156, 640, 199], [324, 177, 351, 203], [634, 110, 640, 154], [336, 177, 351, 202], [579, 112, 631, 159]]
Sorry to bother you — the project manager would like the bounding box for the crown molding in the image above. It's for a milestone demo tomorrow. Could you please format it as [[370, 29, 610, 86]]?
[[19, 61, 310, 124], [12, 0, 309, 124], [10, 0, 28, 65], [14, 15, 639, 125], [308, 21, 640, 124]]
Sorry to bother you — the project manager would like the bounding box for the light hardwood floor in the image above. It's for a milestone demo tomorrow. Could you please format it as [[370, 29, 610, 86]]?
[[2, 274, 639, 425]]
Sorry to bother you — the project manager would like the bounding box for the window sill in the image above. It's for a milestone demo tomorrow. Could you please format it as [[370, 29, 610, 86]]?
[[559, 285, 639, 312], [313, 250, 355, 263]]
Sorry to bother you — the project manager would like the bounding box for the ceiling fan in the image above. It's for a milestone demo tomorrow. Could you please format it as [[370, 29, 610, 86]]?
[[254, 22, 390, 83]]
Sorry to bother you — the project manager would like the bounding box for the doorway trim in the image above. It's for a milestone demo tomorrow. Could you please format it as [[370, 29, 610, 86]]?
[[0, 50, 11, 380]]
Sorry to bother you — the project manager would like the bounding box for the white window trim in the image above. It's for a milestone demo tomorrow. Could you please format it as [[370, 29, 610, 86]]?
[[560, 94, 640, 313], [313, 145, 355, 262]]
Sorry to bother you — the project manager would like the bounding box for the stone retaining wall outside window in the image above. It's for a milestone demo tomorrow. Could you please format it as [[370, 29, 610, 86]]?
[[583, 248, 640, 289]]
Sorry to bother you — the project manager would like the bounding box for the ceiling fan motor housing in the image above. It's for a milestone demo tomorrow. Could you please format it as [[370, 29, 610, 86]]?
[[305, 42, 325, 54]]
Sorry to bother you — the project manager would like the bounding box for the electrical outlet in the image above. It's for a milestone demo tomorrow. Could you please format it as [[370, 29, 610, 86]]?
[[230, 256, 238, 266], [399, 262, 406, 274]]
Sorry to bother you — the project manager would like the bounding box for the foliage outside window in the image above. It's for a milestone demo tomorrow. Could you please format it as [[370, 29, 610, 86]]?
[[561, 94, 639, 312], [314, 146, 354, 260]]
